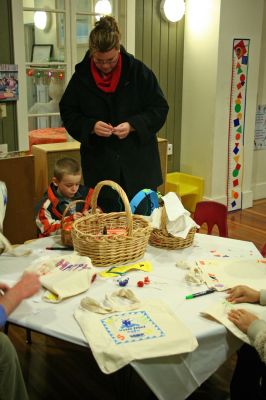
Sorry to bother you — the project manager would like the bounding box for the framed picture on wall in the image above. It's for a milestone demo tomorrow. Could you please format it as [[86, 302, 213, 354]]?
[[31, 44, 53, 63], [0, 64, 19, 102]]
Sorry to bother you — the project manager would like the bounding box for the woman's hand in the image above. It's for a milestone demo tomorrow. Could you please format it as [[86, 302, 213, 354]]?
[[228, 309, 258, 333], [93, 121, 113, 137], [112, 122, 133, 139], [226, 285, 260, 304]]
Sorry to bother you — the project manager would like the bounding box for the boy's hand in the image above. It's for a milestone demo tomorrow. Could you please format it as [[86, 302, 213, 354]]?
[[226, 285, 260, 304], [228, 309, 258, 333], [73, 212, 83, 220]]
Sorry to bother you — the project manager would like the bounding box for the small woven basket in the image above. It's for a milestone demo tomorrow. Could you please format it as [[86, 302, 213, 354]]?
[[71, 180, 152, 266], [61, 200, 85, 247], [149, 206, 196, 250]]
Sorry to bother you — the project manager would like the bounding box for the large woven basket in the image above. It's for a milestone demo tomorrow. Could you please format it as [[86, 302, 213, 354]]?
[[61, 200, 85, 247], [71, 180, 152, 266], [149, 206, 196, 250]]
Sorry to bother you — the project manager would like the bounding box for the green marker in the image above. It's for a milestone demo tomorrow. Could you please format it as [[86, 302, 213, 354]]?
[[185, 288, 216, 299]]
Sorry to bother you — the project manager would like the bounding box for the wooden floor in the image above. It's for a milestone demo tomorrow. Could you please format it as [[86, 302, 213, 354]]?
[[5, 200, 266, 400]]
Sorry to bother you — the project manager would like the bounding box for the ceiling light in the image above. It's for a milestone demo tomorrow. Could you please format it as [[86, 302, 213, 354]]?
[[34, 11, 51, 31], [95, 0, 112, 16], [160, 0, 185, 23]]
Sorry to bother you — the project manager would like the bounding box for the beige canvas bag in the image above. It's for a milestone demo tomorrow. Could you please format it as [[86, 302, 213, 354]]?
[[27, 254, 96, 303], [202, 300, 266, 344], [74, 289, 198, 374]]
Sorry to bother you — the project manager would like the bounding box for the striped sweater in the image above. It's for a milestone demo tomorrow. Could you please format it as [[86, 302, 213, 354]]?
[[36, 183, 93, 237]]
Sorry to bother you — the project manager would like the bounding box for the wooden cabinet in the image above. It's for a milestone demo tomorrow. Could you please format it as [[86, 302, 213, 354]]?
[[32, 142, 81, 201], [0, 152, 36, 243], [32, 137, 168, 202]]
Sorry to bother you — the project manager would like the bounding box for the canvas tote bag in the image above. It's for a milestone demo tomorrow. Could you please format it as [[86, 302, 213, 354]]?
[[27, 254, 96, 303], [74, 288, 198, 373]]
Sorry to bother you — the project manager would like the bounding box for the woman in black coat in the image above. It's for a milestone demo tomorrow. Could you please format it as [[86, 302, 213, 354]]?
[[59, 16, 169, 211]]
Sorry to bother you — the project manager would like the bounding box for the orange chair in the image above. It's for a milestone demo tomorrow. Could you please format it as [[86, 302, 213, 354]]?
[[193, 201, 228, 238], [261, 243, 266, 257]]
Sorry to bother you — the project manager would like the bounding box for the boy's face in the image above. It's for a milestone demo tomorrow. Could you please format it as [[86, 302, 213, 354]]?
[[53, 174, 81, 199]]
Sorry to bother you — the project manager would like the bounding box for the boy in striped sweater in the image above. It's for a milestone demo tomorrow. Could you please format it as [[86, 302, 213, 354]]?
[[36, 157, 93, 237]]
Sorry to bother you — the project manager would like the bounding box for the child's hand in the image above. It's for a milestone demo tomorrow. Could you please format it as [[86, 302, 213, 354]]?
[[228, 309, 258, 333], [73, 212, 83, 220], [226, 285, 260, 304]]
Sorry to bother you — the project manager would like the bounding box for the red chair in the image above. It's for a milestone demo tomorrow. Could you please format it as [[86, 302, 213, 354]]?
[[261, 243, 266, 257], [193, 201, 228, 238]]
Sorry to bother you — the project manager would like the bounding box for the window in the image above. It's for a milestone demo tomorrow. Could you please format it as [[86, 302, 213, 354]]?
[[12, 0, 120, 149]]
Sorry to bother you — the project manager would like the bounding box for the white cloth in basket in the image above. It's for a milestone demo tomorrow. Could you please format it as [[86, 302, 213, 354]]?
[[150, 192, 198, 238]]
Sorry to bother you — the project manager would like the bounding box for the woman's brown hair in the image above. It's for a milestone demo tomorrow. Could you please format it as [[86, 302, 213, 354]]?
[[89, 16, 120, 55]]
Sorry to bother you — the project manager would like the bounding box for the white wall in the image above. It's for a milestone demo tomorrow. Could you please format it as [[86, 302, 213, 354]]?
[[181, 0, 265, 207], [181, 0, 221, 196], [253, 0, 266, 200]]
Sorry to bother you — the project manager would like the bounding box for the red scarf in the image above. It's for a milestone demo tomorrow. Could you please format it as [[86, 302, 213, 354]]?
[[91, 54, 122, 93]]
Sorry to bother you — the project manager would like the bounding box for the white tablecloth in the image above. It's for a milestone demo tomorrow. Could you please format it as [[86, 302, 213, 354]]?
[[0, 233, 261, 400]]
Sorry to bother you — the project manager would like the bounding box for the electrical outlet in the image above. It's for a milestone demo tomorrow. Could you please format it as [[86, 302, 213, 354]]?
[[167, 143, 173, 155]]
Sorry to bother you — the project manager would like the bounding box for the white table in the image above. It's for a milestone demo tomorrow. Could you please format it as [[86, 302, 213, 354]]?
[[0, 234, 261, 400]]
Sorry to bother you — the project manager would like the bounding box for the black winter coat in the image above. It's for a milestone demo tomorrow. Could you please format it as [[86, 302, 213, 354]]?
[[59, 47, 169, 205]]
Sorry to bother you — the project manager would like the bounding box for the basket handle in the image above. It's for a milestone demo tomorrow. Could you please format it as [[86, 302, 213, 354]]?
[[160, 206, 168, 233], [91, 180, 133, 235], [61, 199, 86, 229]]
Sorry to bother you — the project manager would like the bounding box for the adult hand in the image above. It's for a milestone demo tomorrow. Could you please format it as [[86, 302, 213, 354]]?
[[0, 273, 40, 316], [13, 272, 41, 300], [228, 309, 258, 333], [0, 282, 10, 294], [93, 121, 113, 137], [112, 122, 132, 139], [226, 285, 260, 304]]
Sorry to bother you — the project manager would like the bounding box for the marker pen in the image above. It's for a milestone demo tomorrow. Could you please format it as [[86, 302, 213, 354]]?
[[185, 288, 216, 299]]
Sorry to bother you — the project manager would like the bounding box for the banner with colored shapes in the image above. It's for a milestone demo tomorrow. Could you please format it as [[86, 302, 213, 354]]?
[[227, 39, 250, 211]]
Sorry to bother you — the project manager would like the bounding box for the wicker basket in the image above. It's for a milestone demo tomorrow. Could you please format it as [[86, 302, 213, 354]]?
[[61, 200, 85, 247], [149, 206, 196, 249], [71, 180, 152, 266]]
